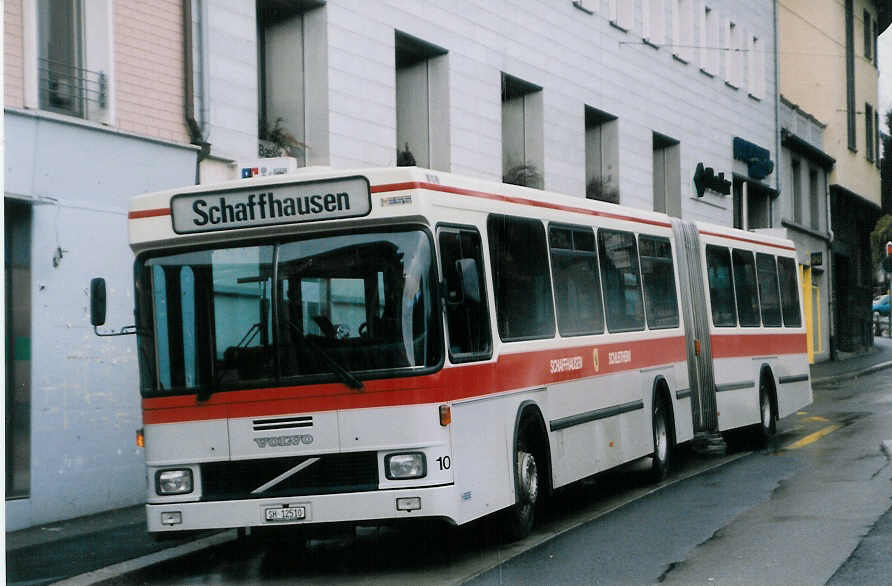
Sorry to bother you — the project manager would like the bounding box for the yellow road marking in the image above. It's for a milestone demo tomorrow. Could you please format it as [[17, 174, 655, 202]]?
[[785, 424, 842, 450], [803, 415, 830, 423]]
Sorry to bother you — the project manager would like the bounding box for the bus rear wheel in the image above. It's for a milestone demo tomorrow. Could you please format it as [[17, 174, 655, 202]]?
[[501, 432, 540, 541], [757, 381, 776, 442], [650, 396, 673, 482]]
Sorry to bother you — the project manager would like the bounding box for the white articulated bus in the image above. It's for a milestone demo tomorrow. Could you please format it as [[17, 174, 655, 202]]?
[[93, 166, 812, 539]]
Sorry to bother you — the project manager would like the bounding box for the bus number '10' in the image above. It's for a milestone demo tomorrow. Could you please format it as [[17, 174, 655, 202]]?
[[436, 456, 451, 470]]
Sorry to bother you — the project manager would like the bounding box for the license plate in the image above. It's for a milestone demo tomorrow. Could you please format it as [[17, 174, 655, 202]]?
[[264, 506, 306, 523]]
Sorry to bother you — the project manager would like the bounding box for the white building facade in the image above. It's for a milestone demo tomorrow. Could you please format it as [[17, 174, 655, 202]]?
[[197, 0, 779, 227]]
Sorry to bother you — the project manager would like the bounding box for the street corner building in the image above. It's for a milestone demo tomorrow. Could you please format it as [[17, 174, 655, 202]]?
[[3, 0, 886, 530]]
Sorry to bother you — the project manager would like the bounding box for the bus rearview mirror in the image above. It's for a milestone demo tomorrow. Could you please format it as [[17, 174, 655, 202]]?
[[90, 278, 107, 326]]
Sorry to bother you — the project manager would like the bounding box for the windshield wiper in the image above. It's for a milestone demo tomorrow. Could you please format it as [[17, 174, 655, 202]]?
[[287, 320, 364, 391]]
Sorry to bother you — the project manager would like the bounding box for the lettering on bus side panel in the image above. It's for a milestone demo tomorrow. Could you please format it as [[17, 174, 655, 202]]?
[[170, 176, 371, 234]]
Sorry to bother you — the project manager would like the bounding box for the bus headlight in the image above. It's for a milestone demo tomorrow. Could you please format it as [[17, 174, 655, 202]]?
[[385, 453, 426, 480], [156, 469, 193, 495]]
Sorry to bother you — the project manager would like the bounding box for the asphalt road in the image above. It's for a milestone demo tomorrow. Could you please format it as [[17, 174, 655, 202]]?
[[97, 371, 892, 585]]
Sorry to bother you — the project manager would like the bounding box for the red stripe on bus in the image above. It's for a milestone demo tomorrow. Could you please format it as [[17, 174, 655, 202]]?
[[129, 208, 171, 219], [698, 230, 796, 252], [372, 182, 674, 228], [710, 332, 807, 358], [142, 336, 686, 424]]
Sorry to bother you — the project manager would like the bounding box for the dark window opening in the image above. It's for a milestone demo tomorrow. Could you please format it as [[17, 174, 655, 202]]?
[[549, 224, 604, 336], [5, 200, 31, 498], [778, 257, 802, 327], [488, 215, 555, 340], [732, 249, 760, 326], [439, 226, 492, 361], [756, 253, 782, 326], [706, 245, 737, 327], [639, 235, 679, 329], [598, 229, 645, 331]]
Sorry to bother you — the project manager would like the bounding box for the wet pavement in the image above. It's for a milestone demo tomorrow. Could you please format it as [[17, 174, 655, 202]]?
[[6, 338, 892, 585]]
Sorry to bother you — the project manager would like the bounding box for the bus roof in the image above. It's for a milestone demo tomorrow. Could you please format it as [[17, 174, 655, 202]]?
[[128, 166, 795, 254]]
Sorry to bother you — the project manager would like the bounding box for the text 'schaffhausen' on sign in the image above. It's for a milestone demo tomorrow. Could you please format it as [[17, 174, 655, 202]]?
[[170, 176, 372, 234]]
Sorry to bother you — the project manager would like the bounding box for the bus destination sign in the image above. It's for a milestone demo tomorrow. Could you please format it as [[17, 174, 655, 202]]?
[[170, 176, 371, 234]]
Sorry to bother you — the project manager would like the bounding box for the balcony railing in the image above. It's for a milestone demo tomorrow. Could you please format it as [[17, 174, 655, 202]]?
[[38, 57, 106, 118]]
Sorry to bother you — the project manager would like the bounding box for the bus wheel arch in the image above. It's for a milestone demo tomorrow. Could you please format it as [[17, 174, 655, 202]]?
[[502, 401, 551, 541], [650, 377, 675, 482]]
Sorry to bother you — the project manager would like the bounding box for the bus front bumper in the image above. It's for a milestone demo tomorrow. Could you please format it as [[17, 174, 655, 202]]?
[[146, 484, 459, 532]]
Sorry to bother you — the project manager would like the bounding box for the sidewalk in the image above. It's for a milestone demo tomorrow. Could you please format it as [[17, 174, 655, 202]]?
[[810, 335, 892, 386], [5, 506, 233, 586], [7, 338, 892, 585]]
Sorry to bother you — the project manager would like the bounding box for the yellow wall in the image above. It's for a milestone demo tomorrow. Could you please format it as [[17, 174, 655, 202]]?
[[779, 0, 881, 206]]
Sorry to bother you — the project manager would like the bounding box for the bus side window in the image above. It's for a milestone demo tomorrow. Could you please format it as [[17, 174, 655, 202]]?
[[639, 235, 679, 329], [777, 257, 802, 327], [549, 224, 604, 336], [705, 245, 737, 327], [488, 215, 556, 341], [598, 229, 645, 332], [732, 249, 760, 327], [438, 227, 492, 361], [756, 253, 782, 326]]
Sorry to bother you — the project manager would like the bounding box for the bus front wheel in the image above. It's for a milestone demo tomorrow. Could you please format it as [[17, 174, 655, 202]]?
[[502, 432, 540, 541]]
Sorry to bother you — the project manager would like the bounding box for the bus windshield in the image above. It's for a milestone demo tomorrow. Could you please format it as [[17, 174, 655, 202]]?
[[136, 229, 440, 396]]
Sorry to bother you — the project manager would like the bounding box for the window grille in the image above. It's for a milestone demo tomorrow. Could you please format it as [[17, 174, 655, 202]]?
[[38, 57, 105, 118]]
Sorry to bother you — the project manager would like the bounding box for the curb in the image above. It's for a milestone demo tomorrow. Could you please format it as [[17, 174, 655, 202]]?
[[52, 530, 237, 585], [810, 359, 892, 387]]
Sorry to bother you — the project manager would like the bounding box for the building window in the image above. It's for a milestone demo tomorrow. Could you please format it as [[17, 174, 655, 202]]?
[[653, 132, 681, 217], [791, 158, 802, 224], [700, 5, 718, 75], [585, 106, 619, 203], [395, 32, 449, 171], [724, 20, 742, 88], [734, 177, 772, 230], [866, 103, 875, 162], [257, 2, 327, 165], [846, 0, 856, 151], [809, 167, 820, 231], [6, 200, 32, 499], [609, 0, 635, 30], [37, 0, 107, 120], [642, 0, 665, 45], [747, 36, 764, 99], [672, 0, 694, 62], [864, 10, 872, 60], [501, 73, 544, 188], [874, 20, 879, 67], [733, 177, 744, 229], [876, 108, 882, 169]]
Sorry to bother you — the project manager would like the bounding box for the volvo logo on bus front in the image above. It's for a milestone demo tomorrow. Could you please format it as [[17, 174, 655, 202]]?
[[254, 434, 314, 448]]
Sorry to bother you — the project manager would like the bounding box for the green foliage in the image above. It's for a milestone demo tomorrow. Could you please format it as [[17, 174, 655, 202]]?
[[870, 214, 892, 268], [503, 162, 542, 188]]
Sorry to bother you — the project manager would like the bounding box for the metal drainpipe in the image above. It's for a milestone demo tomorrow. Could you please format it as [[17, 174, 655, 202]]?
[[773, 0, 781, 227], [184, 0, 210, 185]]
